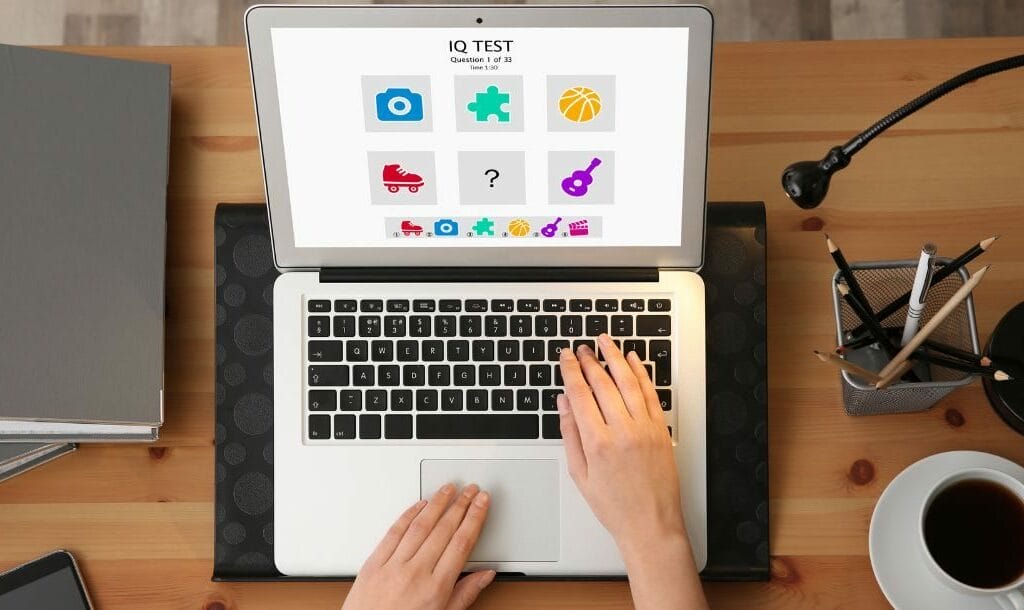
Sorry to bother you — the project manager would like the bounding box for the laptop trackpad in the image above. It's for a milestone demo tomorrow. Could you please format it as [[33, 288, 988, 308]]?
[[420, 459, 559, 562]]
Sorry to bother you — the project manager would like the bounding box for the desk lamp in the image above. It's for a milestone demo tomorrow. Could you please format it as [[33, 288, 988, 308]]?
[[780, 53, 1024, 434]]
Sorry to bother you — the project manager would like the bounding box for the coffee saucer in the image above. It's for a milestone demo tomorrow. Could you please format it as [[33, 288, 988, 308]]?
[[869, 450, 1024, 609]]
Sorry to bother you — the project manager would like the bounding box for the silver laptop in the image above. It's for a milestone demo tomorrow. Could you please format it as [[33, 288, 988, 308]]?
[[246, 4, 713, 577]]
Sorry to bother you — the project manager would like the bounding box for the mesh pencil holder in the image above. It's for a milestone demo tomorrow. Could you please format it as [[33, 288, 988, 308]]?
[[832, 259, 981, 416]]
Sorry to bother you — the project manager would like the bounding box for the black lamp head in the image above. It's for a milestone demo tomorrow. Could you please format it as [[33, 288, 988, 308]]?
[[781, 145, 851, 209]]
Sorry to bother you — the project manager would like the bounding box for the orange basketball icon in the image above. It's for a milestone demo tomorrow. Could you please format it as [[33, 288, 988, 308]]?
[[558, 86, 602, 122], [507, 218, 531, 237]]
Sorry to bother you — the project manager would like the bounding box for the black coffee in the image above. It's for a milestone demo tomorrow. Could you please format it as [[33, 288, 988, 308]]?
[[923, 479, 1024, 589]]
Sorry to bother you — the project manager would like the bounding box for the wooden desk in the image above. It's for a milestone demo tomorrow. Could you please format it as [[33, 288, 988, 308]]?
[[2, 38, 1023, 609]]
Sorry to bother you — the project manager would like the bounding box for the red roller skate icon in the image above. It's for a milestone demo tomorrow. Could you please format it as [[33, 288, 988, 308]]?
[[382, 164, 424, 193], [400, 220, 423, 236]]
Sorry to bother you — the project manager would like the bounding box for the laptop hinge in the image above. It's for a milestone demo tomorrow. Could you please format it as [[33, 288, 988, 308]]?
[[318, 267, 659, 284]]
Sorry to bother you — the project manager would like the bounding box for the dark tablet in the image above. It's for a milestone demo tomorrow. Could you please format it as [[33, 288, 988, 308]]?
[[0, 551, 92, 610]]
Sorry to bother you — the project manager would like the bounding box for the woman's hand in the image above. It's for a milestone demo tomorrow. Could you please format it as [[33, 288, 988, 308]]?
[[342, 483, 495, 610], [559, 333, 708, 610]]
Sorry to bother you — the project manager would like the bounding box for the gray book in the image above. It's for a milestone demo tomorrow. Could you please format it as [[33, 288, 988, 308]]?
[[0, 443, 77, 483], [0, 45, 169, 439]]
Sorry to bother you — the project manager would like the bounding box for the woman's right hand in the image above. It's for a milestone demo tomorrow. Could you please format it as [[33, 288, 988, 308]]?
[[558, 333, 708, 610]]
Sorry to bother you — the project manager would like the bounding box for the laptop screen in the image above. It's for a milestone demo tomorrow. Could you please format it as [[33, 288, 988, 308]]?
[[270, 26, 690, 249]]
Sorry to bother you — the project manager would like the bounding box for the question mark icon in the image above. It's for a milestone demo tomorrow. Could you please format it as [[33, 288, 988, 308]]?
[[484, 169, 499, 188]]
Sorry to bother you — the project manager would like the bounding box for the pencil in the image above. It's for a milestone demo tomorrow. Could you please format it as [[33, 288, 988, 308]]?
[[827, 234, 874, 316], [814, 350, 883, 384], [911, 350, 1012, 381], [922, 339, 992, 367], [875, 361, 916, 390], [837, 282, 899, 358], [850, 235, 998, 337], [876, 265, 990, 381]]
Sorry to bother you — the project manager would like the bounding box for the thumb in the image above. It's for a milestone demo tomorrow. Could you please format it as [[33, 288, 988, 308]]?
[[445, 570, 496, 610]]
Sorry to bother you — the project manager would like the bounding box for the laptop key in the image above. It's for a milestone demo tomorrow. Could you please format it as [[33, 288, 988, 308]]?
[[413, 299, 435, 312], [416, 390, 438, 411], [441, 390, 463, 411], [492, 389, 514, 411], [504, 364, 527, 386], [480, 365, 501, 386], [510, 316, 531, 337], [410, 316, 431, 337], [623, 339, 646, 360], [333, 415, 357, 439], [554, 366, 564, 386], [517, 389, 539, 411], [308, 340, 343, 362], [459, 315, 482, 337], [422, 340, 444, 361], [385, 414, 413, 439], [379, 365, 400, 386], [340, 390, 362, 411], [447, 340, 470, 361], [308, 316, 330, 337], [656, 389, 672, 411], [359, 316, 382, 337], [637, 315, 672, 336], [386, 300, 410, 312], [429, 365, 450, 386], [535, 315, 557, 337], [561, 315, 583, 337], [384, 316, 406, 337], [397, 340, 419, 361], [371, 340, 393, 362], [570, 299, 593, 312], [648, 299, 671, 312], [523, 340, 545, 362], [542, 414, 562, 439], [361, 300, 384, 313], [497, 340, 519, 361], [333, 316, 356, 337], [416, 414, 538, 439], [622, 299, 645, 312], [542, 390, 560, 411], [543, 299, 566, 312], [517, 299, 540, 312], [467, 390, 488, 411], [308, 365, 349, 386], [472, 340, 495, 361], [346, 340, 368, 362], [308, 390, 336, 411], [651, 340, 672, 385], [366, 389, 387, 411], [391, 390, 413, 411], [334, 299, 357, 313], [547, 340, 570, 361], [308, 300, 331, 313], [466, 299, 488, 312], [485, 316, 507, 337], [435, 316, 457, 337], [360, 414, 382, 439], [491, 299, 514, 312], [596, 299, 618, 312], [403, 365, 425, 386], [352, 366, 374, 386], [573, 339, 595, 354], [611, 315, 633, 336], [454, 365, 475, 386], [308, 414, 331, 439], [439, 299, 462, 312], [530, 364, 551, 386], [586, 315, 609, 336]]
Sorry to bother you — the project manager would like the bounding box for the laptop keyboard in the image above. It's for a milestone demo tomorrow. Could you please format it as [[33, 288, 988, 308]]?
[[304, 296, 674, 442]]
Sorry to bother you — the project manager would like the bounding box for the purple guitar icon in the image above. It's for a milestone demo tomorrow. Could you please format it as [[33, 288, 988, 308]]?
[[541, 217, 562, 237], [560, 157, 602, 197]]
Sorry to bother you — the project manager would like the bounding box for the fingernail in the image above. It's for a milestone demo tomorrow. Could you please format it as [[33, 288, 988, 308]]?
[[598, 333, 611, 345], [556, 395, 567, 415], [474, 491, 490, 507], [577, 344, 594, 356], [463, 483, 479, 498], [626, 351, 639, 362], [481, 570, 496, 587], [559, 346, 575, 360], [439, 483, 455, 495], [414, 499, 427, 509]]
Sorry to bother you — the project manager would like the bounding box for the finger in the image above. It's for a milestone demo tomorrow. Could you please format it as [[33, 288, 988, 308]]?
[[393, 482, 456, 562], [558, 347, 606, 439], [557, 393, 588, 483], [364, 499, 428, 567], [597, 334, 649, 421], [434, 490, 490, 580], [445, 570, 496, 610], [627, 351, 665, 422], [575, 343, 631, 425], [415, 484, 480, 567]]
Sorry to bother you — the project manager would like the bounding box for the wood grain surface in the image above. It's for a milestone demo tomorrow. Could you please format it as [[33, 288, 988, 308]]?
[[2, 39, 1023, 609]]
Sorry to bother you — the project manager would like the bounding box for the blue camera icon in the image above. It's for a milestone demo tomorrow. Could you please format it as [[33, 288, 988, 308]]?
[[375, 88, 424, 122], [433, 219, 459, 237]]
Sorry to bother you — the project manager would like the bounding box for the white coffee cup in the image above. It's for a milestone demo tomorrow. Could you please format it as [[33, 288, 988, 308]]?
[[918, 468, 1024, 610]]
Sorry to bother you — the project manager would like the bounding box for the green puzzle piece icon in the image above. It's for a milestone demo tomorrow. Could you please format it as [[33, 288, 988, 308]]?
[[472, 217, 495, 236], [467, 85, 510, 123]]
